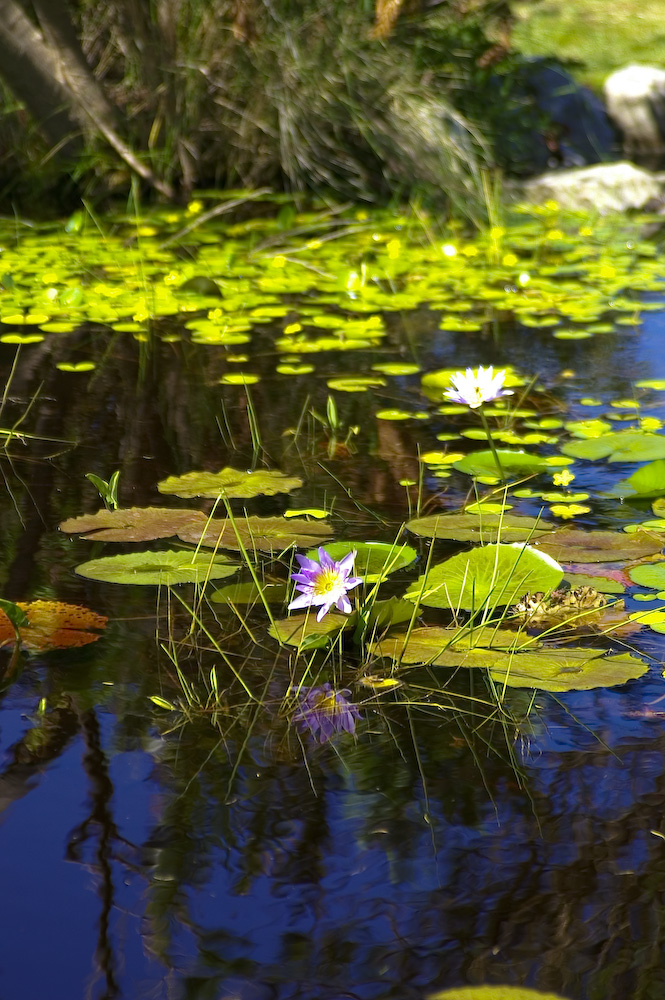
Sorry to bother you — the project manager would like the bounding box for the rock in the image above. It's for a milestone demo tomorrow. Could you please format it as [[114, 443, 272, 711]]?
[[519, 161, 664, 213], [604, 64, 665, 155]]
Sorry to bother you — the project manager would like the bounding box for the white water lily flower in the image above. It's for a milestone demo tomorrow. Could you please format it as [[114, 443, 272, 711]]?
[[444, 365, 514, 409]]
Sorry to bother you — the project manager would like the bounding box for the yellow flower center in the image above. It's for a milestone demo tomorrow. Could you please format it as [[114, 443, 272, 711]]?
[[312, 568, 342, 596], [313, 691, 338, 712]]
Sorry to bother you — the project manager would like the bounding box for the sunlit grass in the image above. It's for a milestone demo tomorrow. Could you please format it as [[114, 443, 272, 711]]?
[[513, 0, 665, 91]]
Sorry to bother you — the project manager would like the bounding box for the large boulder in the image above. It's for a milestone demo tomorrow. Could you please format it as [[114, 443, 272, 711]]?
[[519, 161, 664, 214], [604, 65, 665, 155]]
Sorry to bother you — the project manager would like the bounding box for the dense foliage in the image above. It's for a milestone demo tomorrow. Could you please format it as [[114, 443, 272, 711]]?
[[0, 0, 547, 214]]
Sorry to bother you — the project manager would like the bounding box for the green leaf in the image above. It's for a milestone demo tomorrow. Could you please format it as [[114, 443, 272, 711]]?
[[610, 459, 665, 498], [629, 562, 665, 590], [304, 541, 416, 583], [404, 543, 563, 612], [157, 467, 302, 499], [453, 450, 550, 478], [536, 529, 663, 563], [406, 513, 553, 544], [564, 419, 613, 438], [561, 431, 665, 462], [362, 598, 416, 630], [0, 598, 30, 630], [75, 550, 239, 585], [209, 581, 288, 605], [177, 515, 332, 553], [488, 648, 647, 691], [268, 612, 352, 647], [371, 625, 537, 666], [149, 696, 177, 711], [563, 572, 625, 594]]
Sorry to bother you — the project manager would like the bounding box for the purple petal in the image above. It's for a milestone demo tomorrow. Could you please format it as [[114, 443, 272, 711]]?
[[337, 550, 357, 575], [335, 594, 352, 614], [318, 547, 335, 569]]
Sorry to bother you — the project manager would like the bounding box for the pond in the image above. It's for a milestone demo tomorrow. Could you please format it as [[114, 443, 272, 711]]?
[[2, 196, 665, 1000]]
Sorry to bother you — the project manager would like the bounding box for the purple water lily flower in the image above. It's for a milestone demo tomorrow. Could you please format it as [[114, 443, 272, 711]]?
[[444, 365, 513, 409], [292, 683, 361, 743], [288, 547, 362, 622]]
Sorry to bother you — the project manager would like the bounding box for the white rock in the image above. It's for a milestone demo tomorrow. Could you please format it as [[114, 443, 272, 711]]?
[[520, 161, 663, 214], [604, 65, 665, 154]]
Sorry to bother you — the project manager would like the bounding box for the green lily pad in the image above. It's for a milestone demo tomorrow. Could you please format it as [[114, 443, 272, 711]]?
[[177, 516, 332, 553], [610, 459, 665, 498], [536, 529, 663, 563], [304, 541, 416, 583], [561, 431, 665, 463], [362, 598, 416, 630], [371, 625, 536, 666], [210, 581, 288, 605], [59, 507, 207, 542], [629, 562, 665, 590], [406, 513, 553, 544], [268, 612, 352, 648], [157, 467, 302, 499], [326, 376, 386, 392], [624, 520, 665, 532], [564, 419, 613, 438], [75, 550, 239, 585], [404, 543, 563, 612], [563, 572, 625, 594], [453, 450, 550, 478], [488, 648, 647, 691]]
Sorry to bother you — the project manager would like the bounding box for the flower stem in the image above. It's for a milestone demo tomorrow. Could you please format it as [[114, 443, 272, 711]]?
[[479, 407, 505, 482]]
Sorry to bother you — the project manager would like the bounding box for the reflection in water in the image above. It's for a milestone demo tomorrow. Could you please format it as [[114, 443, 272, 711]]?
[[1, 293, 665, 998]]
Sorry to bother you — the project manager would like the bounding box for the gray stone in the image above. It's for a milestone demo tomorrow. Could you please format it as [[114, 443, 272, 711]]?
[[519, 161, 664, 214], [604, 65, 665, 155]]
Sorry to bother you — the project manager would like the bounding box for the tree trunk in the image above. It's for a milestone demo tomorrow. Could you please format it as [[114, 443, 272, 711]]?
[[0, 0, 174, 195], [0, 0, 85, 156]]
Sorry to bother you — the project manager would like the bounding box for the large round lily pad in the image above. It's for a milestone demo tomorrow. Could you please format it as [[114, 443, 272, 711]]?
[[487, 648, 647, 691], [406, 513, 553, 544], [371, 625, 537, 667], [453, 450, 550, 478], [303, 541, 416, 583], [60, 507, 207, 542], [210, 581, 288, 605], [535, 529, 663, 564], [157, 467, 302, 499], [610, 459, 665, 499], [75, 550, 239, 585], [405, 544, 563, 612], [178, 515, 332, 553], [268, 612, 353, 648], [629, 562, 665, 590], [561, 431, 665, 463]]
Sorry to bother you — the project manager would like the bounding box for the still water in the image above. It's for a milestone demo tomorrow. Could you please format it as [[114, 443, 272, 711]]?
[[1, 206, 665, 1000]]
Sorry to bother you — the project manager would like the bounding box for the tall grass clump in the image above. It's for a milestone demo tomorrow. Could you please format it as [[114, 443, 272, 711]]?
[[0, 0, 542, 218]]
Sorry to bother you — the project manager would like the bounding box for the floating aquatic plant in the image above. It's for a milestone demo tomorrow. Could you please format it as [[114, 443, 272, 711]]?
[[288, 547, 362, 621], [444, 366, 514, 409]]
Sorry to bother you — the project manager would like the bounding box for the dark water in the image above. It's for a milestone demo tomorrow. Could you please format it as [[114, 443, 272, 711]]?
[[2, 297, 665, 1000]]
